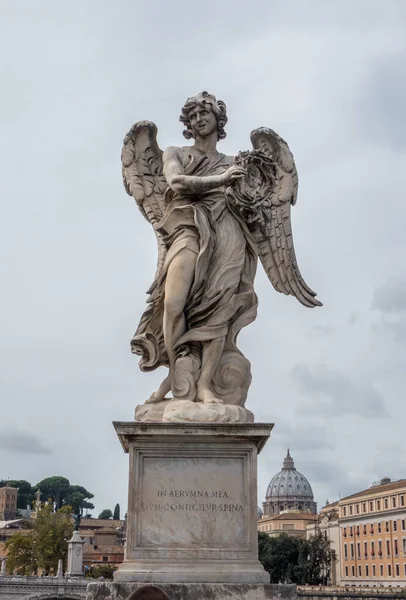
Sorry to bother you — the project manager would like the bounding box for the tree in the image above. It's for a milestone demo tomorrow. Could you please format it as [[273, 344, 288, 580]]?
[[98, 509, 113, 519], [258, 532, 300, 583], [0, 480, 34, 510], [113, 503, 120, 520], [258, 531, 333, 585], [34, 476, 70, 509], [5, 533, 36, 575], [33, 503, 73, 574], [297, 531, 333, 585], [34, 477, 94, 515], [86, 564, 117, 579]]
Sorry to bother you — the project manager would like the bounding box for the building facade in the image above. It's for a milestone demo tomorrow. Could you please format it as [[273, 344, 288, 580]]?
[[0, 487, 17, 521], [263, 449, 317, 516], [259, 510, 318, 538], [339, 478, 406, 587]]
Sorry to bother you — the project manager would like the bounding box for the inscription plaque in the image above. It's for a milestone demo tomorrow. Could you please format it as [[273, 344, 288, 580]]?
[[138, 456, 246, 548]]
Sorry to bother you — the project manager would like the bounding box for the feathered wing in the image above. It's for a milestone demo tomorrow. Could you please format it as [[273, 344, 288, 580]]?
[[121, 121, 167, 294], [250, 127, 322, 308]]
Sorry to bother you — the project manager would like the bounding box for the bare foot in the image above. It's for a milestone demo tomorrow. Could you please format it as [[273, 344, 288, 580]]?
[[145, 375, 171, 404], [197, 387, 223, 405]]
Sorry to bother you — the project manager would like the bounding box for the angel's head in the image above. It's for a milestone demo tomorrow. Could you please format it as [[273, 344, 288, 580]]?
[[179, 91, 228, 141]]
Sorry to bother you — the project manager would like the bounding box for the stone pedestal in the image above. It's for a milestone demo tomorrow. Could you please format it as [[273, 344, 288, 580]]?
[[86, 582, 297, 600], [113, 422, 273, 584], [67, 530, 85, 577]]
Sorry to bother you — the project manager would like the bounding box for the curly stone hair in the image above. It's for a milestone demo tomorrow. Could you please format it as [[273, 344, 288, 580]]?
[[179, 91, 228, 141]]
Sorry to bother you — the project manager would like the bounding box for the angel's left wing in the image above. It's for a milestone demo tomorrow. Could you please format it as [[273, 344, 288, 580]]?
[[227, 127, 322, 308]]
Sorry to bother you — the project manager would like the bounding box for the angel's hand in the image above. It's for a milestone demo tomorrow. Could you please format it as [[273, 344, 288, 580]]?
[[222, 164, 246, 186]]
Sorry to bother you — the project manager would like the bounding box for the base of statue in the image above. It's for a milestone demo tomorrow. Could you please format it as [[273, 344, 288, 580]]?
[[86, 582, 297, 600], [113, 421, 273, 584]]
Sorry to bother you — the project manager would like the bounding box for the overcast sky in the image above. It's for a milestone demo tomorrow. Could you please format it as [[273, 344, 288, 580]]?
[[1, 0, 405, 517]]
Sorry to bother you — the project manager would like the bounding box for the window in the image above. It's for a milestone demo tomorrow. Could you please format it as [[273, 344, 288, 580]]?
[[392, 497, 396, 508], [402, 519, 405, 531], [401, 495, 405, 507], [388, 564, 392, 576], [363, 502, 366, 512], [356, 504, 360, 514], [364, 541, 368, 557], [357, 542, 361, 559], [380, 565, 383, 576], [358, 565, 362, 576], [343, 506, 347, 516], [343, 527, 347, 538], [378, 541, 382, 556], [370, 501, 373, 511], [402, 538, 406, 554], [350, 505, 353, 515], [352, 565, 355, 576], [350, 543, 354, 558], [363, 524, 367, 535], [385, 521, 390, 532], [373, 565, 376, 576], [370, 524, 374, 534], [356, 525, 360, 536], [366, 565, 369, 577], [345, 566, 349, 577], [396, 564, 399, 576], [102, 556, 108, 562], [386, 539, 391, 556], [394, 521, 397, 532], [384, 498, 388, 509], [394, 539, 398, 556], [371, 541, 375, 555], [377, 500, 381, 510], [404, 564, 406, 577], [378, 522, 381, 533], [344, 544, 348, 559], [350, 526, 353, 537]]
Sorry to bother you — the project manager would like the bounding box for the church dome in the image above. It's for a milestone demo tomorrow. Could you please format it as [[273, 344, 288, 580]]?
[[262, 449, 317, 516]]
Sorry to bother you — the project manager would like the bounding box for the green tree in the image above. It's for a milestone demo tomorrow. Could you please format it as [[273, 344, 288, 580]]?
[[5, 533, 36, 575], [98, 509, 113, 519], [34, 477, 94, 514], [34, 476, 70, 509], [258, 531, 333, 585], [33, 503, 73, 574], [297, 531, 332, 585], [258, 532, 300, 583], [86, 564, 117, 579], [0, 480, 34, 510], [113, 503, 120, 520]]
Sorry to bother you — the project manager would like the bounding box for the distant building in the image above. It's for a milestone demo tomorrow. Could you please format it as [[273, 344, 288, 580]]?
[[0, 486, 18, 521], [259, 449, 318, 538], [262, 449, 317, 516], [338, 477, 406, 587], [79, 518, 125, 569], [259, 509, 318, 538]]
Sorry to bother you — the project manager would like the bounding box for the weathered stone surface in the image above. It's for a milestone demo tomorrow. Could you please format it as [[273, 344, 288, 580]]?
[[134, 399, 254, 423], [122, 91, 321, 421], [113, 422, 272, 584], [86, 582, 298, 600]]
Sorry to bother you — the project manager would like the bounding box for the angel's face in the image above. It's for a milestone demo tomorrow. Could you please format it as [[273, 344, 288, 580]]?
[[188, 103, 217, 139]]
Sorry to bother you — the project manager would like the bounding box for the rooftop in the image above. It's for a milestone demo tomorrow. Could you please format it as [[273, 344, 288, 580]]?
[[340, 478, 406, 502]]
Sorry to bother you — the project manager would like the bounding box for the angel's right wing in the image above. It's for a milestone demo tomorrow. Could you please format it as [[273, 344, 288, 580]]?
[[121, 121, 168, 290]]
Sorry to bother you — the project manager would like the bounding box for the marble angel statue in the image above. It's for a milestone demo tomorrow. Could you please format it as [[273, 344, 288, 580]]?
[[121, 91, 321, 423]]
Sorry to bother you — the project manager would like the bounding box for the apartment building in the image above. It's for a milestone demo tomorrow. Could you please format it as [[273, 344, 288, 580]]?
[[339, 478, 406, 587]]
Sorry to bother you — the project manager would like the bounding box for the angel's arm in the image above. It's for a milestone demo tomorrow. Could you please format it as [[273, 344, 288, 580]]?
[[163, 147, 243, 195]]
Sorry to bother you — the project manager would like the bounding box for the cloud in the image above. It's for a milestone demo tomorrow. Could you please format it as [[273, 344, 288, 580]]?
[[372, 280, 406, 314], [0, 430, 52, 455], [291, 364, 387, 418]]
